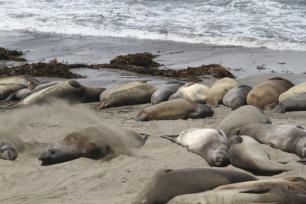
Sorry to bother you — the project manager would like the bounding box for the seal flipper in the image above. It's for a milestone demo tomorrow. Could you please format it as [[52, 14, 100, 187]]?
[[188, 104, 213, 118], [140, 133, 150, 141], [160, 135, 179, 143]]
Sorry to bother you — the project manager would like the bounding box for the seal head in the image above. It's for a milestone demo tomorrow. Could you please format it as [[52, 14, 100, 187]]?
[[0, 142, 18, 160]]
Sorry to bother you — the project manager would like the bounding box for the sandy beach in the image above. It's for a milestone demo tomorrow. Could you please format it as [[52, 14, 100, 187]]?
[[1, 30, 306, 203]]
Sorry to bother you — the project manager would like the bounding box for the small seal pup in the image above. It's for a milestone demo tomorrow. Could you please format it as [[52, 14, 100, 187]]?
[[228, 135, 288, 175], [206, 77, 238, 106], [151, 81, 184, 104], [136, 98, 213, 121], [230, 123, 306, 158], [168, 82, 209, 103], [131, 168, 257, 204], [216, 105, 271, 136], [99, 81, 156, 109], [247, 77, 294, 109], [222, 85, 252, 110], [274, 93, 306, 113], [279, 81, 306, 102], [161, 128, 229, 167], [38, 125, 149, 165]]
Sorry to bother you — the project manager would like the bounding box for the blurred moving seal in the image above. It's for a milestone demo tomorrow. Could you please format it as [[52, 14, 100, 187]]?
[[19, 80, 104, 105], [136, 98, 213, 121], [231, 123, 306, 158], [275, 93, 306, 113], [222, 85, 252, 110], [38, 125, 149, 165], [131, 168, 257, 204], [247, 77, 294, 109], [216, 105, 271, 136], [151, 81, 184, 104], [99, 81, 156, 109], [161, 128, 229, 167], [168, 82, 209, 103], [279, 82, 306, 102], [206, 77, 238, 106], [228, 135, 288, 176]]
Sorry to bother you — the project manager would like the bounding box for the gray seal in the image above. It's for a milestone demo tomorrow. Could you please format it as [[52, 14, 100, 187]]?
[[231, 123, 306, 158], [229, 135, 288, 175], [222, 85, 252, 110], [136, 98, 213, 121], [161, 128, 229, 167], [38, 125, 149, 165], [151, 81, 184, 104], [132, 168, 257, 204], [274, 92, 306, 113], [216, 105, 271, 136]]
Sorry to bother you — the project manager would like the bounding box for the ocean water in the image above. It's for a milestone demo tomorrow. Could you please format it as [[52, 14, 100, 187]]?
[[0, 0, 306, 51]]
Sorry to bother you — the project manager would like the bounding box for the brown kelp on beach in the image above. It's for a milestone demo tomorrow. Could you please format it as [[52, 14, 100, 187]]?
[[0, 47, 26, 61], [0, 52, 235, 80]]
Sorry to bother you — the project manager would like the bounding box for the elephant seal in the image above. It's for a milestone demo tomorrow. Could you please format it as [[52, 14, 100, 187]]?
[[206, 77, 238, 106], [0, 76, 39, 90], [136, 99, 213, 121], [279, 82, 306, 102], [0, 83, 27, 100], [131, 168, 257, 204], [247, 77, 294, 109], [230, 123, 306, 158], [222, 85, 252, 110], [216, 105, 271, 136], [5, 88, 32, 101], [168, 186, 306, 204], [38, 125, 149, 165], [229, 135, 288, 175], [151, 81, 184, 104], [168, 82, 209, 103], [19, 80, 104, 105], [99, 81, 156, 109], [215, 177, 306, 194], [161, 128, 229, 167], [275, 93, 306, 113]]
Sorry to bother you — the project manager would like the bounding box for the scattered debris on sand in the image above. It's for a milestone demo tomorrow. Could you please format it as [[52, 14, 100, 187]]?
[[110, 52, 160, 67], [0, 47, 26, 61]]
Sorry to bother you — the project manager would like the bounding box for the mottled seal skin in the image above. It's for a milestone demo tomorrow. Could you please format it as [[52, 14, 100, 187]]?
[[206, 77, 238, 106], [247, 77, 294, 109], [136, 99, 213, 121], [222, 85, 252, 110], [161, 128, 229, 167], [216, 105, 271, 136], [168, 82, 209, 103], [168, 186, 306, 204], [99, 81, 156, 109], [229, 135, 288, 176], [231, 123, 306, 158], [279, 81, 306, 102], [274, 93, 306, 113], [38, 126, 149, 166], [20, 80, 104, 105], [151, 81, 184, 104], [131, 168, 257, 204]]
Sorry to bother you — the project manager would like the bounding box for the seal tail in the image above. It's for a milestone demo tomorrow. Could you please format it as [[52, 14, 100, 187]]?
[[160, 134, 179, 143]]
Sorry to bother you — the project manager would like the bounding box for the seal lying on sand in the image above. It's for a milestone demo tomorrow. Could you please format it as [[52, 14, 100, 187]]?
[[229, 135, 288, 176], [274, 93, 306, 113], [216, 105, 271, 136], [231, 123, 306, 158], [136, 99, 213, 121], [206, 77, 238, 106], [38, 125, 149, 165], [0, 76, 39, 89], [169, 186, 306, 204], [279, 82, 306, 102], [99, 81, 156, 109], [247, 77, 294, 109], [169, 82, 209, 103], [222, 85, 252, 110], [131, 168, 257, 204], [151, 81, 184, 104], [19, 80, 104, 105], [161, 128, 229, 167]]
